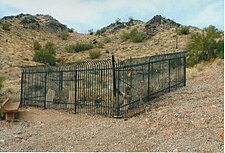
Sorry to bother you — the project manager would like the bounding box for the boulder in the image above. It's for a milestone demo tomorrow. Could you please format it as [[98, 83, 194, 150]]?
[[111, 22, 126, 33], [20, 15, 40, 30], [44, 19, 67, 32], [91, 38, 98, 44]]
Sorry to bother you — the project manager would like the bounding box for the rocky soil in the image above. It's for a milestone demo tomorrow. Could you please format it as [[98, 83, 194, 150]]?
[[0, 59, 223, 152]]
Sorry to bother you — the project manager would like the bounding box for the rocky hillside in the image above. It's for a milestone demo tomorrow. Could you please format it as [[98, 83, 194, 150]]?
[[0, 13, 200, 101], [1, 13, 68, 32]]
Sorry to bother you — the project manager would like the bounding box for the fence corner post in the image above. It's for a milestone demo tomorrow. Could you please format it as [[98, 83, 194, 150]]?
[[112, 55, 122, 118], [20, 71, 24, 107], [183, 55, 186, 86]]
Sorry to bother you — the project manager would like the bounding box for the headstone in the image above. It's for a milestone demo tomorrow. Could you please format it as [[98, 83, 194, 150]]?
[[46, 89, 55, 107], [68, 91, 75, 110]]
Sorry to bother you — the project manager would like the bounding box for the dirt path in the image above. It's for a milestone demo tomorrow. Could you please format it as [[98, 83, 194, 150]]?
[[0, 60, 223, 152]]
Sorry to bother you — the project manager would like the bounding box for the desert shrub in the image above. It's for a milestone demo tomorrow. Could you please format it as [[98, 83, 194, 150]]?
[[66, 43, 93, 52], [96, 30, 101, 36], [96, 28, 106, 36], [33, 42, 56, 65], [187, 25, 224, 67], [68, 28, 74, 33], [33, 49, 56, 65], [60, 30, 69, 40], [88, 29, 93, 35], [0, 76, 5, 91], [89, 50, 101, 59], [130, 28, 144, 42], [128, 16, 134, 22], [1, 22, 11, 31], [121, 28, 144, 42], [176, 26, 190, 35], [33, 40, 42, 50], [44, 42, 55, 55], [115, 18, 121, 24], [103, 37, 111, 43], [216, 40, 224, 59], [65, 45, 74, 52]]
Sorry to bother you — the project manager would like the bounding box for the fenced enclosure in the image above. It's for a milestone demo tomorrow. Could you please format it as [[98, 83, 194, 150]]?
[[20, 51, 186, 117]]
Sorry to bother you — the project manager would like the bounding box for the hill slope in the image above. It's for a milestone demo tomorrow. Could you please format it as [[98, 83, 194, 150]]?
[[0, 13, 199, 101]]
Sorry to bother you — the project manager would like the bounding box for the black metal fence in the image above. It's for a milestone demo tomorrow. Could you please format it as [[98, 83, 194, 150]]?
[[20, 51, 186, 117]]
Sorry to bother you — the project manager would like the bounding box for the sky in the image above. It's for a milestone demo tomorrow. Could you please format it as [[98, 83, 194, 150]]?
[[0, 0, 224, 33]]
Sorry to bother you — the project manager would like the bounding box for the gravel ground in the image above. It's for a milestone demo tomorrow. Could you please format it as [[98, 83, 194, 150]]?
[[0, 60, 224, 152]]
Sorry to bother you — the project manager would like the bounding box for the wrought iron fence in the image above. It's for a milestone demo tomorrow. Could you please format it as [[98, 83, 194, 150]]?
[[20, 51, 186, 117]]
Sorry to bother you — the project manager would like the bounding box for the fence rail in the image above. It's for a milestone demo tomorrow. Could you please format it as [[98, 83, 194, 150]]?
[[20, 51, 186, 117]]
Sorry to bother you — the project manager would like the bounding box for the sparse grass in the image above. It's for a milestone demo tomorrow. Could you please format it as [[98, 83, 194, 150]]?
[[216, 59, 223, 66], [196, 64, 204, 72], [89, 50, 101, 59], [66, 43, 93, 52], [96, 42, 104, 48], [121, 31, 130, 41], [102, 37, 111, 43]]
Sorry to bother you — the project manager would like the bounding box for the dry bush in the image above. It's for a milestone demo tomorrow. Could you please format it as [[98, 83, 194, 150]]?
[[89, 50, 101, 59]]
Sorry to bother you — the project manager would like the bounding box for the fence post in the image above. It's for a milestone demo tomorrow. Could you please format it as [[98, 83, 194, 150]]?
[[112, 55, 117, 116], [112, 55, 116, 98], [74, 70, 77, 113], [116, 66, 121, 117], [59, 71, 63, 91], [183, 56, 186, 86], [44, 72, 47, 109], [112, 55, 121, 117], [20, 71, 24, 107], [147, 62, 150, 102], [168, 59, 171, 92]]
